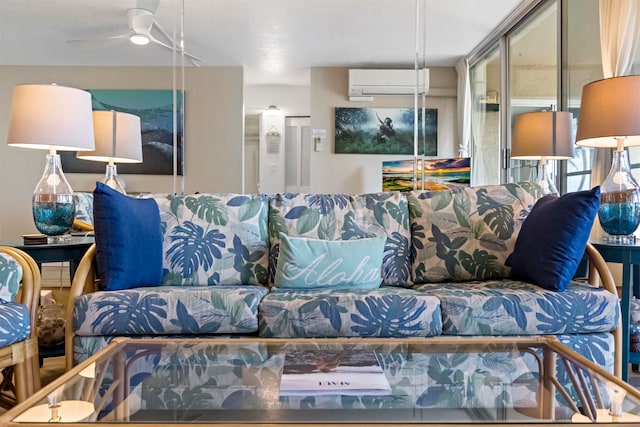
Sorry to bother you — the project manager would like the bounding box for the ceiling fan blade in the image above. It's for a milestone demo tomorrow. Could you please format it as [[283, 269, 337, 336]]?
[[148, 34, 203, 66], [67, 32, 131, 48], [151, 20, 204, 67]]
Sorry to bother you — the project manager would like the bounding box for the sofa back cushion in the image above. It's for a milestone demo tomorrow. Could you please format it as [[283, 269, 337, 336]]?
[[408, 182, 542, 283], [268, 192, 411, 286], [154, 193, 270, 286], [74, 192, 94, 226], [0, 252, 21, 303]]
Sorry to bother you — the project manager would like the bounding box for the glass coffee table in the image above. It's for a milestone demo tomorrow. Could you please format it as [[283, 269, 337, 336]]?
[[2, 336, 640, 426]]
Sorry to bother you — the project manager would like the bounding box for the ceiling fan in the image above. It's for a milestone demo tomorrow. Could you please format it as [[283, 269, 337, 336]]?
[[68, 8, 203, 67]]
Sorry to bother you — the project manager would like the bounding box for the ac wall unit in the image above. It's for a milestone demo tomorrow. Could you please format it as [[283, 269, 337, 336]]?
[[348, 68, 429, 97]]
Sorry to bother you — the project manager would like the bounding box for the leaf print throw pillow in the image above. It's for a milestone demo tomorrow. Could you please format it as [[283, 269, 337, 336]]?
[[93, 182, 163, 291], [506, 186, 600, 292], [274, 232, 385, 290]]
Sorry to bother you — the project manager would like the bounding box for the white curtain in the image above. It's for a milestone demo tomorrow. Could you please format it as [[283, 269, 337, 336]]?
[[455, 57, 471, 157], [600, 0, 640, 78], [470, 64, 489, 186], [592, 0, 640, 188]]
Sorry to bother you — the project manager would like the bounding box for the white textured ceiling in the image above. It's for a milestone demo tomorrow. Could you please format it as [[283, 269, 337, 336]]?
[[0, 0, 525, 85]]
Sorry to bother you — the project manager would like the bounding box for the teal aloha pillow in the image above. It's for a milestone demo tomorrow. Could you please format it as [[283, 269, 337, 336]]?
[[273, 233, 385, 290], [93, 182, 163, 291]]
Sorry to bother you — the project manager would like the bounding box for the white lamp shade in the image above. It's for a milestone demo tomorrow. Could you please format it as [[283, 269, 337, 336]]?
[[6, 84, 95, 151], [576, 75, 640, 148], [77, 110, 143, 163], [511, 111, 574, 160]]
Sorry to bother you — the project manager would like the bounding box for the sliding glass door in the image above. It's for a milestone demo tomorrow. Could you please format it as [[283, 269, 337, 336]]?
[[507, 1, 558, 186], [470, 47, 501, 186]]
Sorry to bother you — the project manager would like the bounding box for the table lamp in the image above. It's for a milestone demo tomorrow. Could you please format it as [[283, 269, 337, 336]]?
[[576, 75, 640, 243], [76, 110, 143, 194], [511, 111, 574, 195], [13, 387, 95, 423], [6, 84, 95, 242]]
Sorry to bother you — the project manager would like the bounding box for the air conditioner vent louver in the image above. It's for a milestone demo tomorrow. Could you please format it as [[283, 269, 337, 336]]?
[[348, 69, 429, 97]]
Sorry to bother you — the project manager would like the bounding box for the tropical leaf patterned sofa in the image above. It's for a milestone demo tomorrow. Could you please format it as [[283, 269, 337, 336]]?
[[66, 183, 621, 400]]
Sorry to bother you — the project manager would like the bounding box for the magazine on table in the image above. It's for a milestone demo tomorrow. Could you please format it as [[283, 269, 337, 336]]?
[[279, 348, 392, 396]]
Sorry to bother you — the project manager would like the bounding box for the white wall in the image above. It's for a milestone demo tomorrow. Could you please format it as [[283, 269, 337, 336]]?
[[0, 65, 244, 239], [244, 84, 311, 117], [0, 64, 458, 238], [244, 83, 311, 193], [309, 67, 458, 194]]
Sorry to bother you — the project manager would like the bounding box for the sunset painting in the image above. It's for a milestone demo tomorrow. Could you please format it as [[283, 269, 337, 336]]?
[[382, 157, 471, 191]]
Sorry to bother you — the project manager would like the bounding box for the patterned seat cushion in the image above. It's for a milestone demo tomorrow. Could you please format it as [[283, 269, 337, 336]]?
[[0, 303, 30, 347], [73, 285, 268, 336], [259, 287, 442, 338], [413, 280, 619, 336], [268, 192, 412, 287], [558, 332, 615, 375]]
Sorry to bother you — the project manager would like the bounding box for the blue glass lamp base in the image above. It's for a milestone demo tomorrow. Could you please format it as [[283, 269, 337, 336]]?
[[32, 197, 75, 244], [598, 201, 640, 245], [597, 149, 640, 246]]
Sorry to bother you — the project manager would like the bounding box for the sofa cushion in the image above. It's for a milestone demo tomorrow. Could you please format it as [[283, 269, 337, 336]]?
[[557, 332, 615, 377], [412, 279, 619, 336], [0, 252, 22, 303], [73, 192, 94, 227], [269, 192, 412, 286], [258, 287, 442, 338], [73, 285, 268, 336], [0, 303, 30, 347], [506, 187, 600, 292], [93, 182, 163, 291], [408, 182, 543, 284], [274, 233, 385, 290], [154, 193, 270, 286]]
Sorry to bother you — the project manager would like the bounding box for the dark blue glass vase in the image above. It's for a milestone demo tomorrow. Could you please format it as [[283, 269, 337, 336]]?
[[32, 154, 76, 243], [598, 149, 640, 243]]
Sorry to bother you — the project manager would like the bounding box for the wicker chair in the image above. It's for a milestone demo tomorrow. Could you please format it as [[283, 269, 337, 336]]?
[[0, 246, 41, 408]]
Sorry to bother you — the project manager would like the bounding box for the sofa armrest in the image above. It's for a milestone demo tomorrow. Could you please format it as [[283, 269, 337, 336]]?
[[583, 242, 622, 378], [0, 246, 42, 401], [72, 218, 94, 232], [65, 243, 98, 370]]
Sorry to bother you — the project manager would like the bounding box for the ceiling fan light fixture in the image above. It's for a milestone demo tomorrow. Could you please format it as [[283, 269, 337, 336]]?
[[129, 33, 150, 46]]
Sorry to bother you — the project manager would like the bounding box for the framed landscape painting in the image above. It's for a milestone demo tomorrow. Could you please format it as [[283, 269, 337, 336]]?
[[61, 89, 184, 175], [382, 157, 471, 191], [335, 107, 437, 155]]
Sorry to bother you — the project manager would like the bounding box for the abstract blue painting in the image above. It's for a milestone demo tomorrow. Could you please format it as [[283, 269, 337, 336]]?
[[61, 89, 184, 175]]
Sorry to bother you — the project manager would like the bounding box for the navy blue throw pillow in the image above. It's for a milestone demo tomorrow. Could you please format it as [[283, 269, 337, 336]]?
[[93, 182, 163, 291], [506, 186, 600, 292]]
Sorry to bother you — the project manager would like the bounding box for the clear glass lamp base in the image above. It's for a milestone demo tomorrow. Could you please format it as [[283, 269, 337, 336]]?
[[46, 234, 73, 244], [32, 154, 76, 244], [601, 233, 636, 245], [536, 162, 559, 195]]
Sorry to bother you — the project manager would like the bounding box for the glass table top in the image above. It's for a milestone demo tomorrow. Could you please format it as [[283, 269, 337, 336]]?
[[2, 337, 640, 426]]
